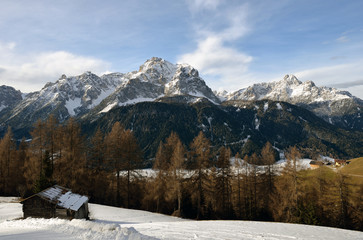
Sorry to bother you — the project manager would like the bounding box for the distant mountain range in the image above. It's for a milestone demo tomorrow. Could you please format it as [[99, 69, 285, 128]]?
[[222, 74, 362, 130], [0, 57, 362, 159]]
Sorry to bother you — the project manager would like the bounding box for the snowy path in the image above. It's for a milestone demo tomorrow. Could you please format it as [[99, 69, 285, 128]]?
[[0, 198, 362, 240]]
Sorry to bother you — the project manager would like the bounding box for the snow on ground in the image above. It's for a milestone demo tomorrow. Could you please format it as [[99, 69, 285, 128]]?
[[100, 101, 118, 113], [263, 102, 269, 112], [0, 104, 7, 112], [65, 97, 82, 116], [122, 157, 317, 180], [120, 97, 157, 107], [90, 88, 117, 108], [89, 204, 184, 224], [0, 198, 155, 240], [0, 197, 22, 221], [274, 158, 312, 172], [122, 220, 363, 240], [1, 197, 362, 239], [319, 155, 335, 163], [276, 102, 283, 110]]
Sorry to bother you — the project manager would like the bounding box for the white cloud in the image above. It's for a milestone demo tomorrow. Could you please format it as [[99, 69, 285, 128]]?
[[0, 42, 110, 92], [336, 36, 349, 43], [186, 0, 221, 12], [0, 42, 16, 51], [178, 36, 252, 86], [179, 2, 252, 91]]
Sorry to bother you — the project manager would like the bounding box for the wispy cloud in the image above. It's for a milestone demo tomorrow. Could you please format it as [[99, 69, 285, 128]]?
[[330, 79, 363, 88], [0, 41, 110, 92], [179, 2, 252, 90], [294, 63, 360, 84], [336, 36, 349, 43], [330, 56, 346, 60], [293, 61, 363, 98], [186, 0, 221, 12]]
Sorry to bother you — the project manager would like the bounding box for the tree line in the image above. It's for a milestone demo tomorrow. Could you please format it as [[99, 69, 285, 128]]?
[[0, 116, 362, 231]]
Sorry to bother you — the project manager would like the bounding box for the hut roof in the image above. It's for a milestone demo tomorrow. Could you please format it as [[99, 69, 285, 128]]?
[[23, 185, 88, 211]]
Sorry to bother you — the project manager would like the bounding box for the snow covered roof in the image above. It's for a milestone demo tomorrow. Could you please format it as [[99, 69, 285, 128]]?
[[31, 185, 88, 211]]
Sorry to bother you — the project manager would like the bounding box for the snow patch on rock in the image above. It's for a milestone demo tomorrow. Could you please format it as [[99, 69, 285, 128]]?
[[65, 97, 82, 116]]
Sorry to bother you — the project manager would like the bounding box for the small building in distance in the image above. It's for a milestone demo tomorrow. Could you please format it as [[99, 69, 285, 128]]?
[[334, 159, 351, 167], [21, 185, 89, 220]]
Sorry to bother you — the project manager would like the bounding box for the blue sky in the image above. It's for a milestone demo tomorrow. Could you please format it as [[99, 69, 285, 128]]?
[[1, 0, 363, 98]]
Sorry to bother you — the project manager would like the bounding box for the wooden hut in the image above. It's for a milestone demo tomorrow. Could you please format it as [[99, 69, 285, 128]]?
[[21, 185, 89, 220]]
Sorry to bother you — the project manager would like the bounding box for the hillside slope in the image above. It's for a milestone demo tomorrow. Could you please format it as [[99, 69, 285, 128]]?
[[341, 157, 363, 184]]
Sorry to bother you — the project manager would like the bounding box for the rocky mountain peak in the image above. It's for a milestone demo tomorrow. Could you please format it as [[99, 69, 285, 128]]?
[[174, 64, 199, 79], [214, 90, 229, 101], [164, 63, 220, 104], [282, 74, 301, 85], [77, 71, 102, 85], [0, 85, 22, 113], [135, 57, 177, 84]]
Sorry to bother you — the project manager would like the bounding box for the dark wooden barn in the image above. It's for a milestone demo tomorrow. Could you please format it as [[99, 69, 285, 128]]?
[[21, 185, 89, 220]]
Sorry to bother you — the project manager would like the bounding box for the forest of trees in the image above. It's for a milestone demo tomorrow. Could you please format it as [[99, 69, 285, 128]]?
[[0, 116, 362, 231]]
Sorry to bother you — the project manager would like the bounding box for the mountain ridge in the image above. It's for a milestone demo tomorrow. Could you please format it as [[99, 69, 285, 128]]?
[[83, 98, 363, 159], [224, 74, 362, 130]]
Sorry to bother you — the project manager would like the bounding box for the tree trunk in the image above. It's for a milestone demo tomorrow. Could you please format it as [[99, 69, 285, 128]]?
[[116, 170, 121, 206]]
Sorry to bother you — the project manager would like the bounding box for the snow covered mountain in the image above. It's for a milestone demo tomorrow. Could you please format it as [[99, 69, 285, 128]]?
[[0, 72, 123, 130], [106, 57, 219, 105], [225, 74, 363, 130], [1, 57, 220, 130], [1, 58, 362, 137], [89, 57, 220, 115]]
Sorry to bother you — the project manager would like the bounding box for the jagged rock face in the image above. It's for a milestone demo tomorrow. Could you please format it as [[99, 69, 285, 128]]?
[[2, 72, 122, 129], [87, 57, 220, 116], [165, 65, 220, 104], [135, 57, 177, 85], [0, 85, 22, 113], [214, 90, 229, 102], [228, 75, 352, 105], [94, 79, 165, 114], [130, 58, 219, 103], [0, 86, 23, 134], [226, 74, 363, 130]]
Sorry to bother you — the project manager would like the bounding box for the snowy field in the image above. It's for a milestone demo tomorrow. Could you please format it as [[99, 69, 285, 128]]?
[[0, 197, 362, 240]]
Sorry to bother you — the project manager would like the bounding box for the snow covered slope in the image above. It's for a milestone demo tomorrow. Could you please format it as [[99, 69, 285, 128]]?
[[88, 57, 220, 116], [1, 197, 362, 240], [225, 75, 363, 130]]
